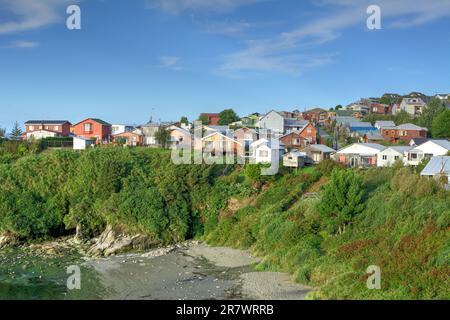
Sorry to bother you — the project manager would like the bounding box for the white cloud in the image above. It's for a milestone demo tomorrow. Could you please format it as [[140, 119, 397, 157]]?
[[146, 0, 265, 14], [2, 40, 39, 48], [220, 0, 450, 76], [0, 0, 76, 35], [158, 56, 182, 70]]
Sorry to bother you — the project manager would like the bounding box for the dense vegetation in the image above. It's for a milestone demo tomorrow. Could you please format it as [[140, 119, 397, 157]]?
[[0, 148, 448, 299]]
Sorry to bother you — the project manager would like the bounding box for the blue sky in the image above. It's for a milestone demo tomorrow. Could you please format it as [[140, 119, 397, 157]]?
[[1, 0, 450, 130]]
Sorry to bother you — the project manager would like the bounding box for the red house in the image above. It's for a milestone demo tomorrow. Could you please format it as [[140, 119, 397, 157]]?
[[381, 123, 428, 143], [200, 113, 220, 125], [25, 120, 72, 136], [370, 103, 392, 115], [72, 118, 112, 144]]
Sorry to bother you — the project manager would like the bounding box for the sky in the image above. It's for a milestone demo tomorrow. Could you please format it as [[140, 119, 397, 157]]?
[[1, 0, 450, 130]]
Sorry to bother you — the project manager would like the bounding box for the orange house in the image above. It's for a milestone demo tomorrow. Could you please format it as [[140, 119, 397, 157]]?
[[72, 118, 112, 144]]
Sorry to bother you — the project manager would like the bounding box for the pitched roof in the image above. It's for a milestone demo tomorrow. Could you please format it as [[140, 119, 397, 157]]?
[[394, 123, 428, 131], [428, 139, 450, 150], [350, 122, 374, 128], [73, 118, 111, 126], [421, 156, 450, 176], [25, 120, 71, 125], [375, 121, 396, 127], [382, 146, 413, 153], [308, 144, 336, 153]]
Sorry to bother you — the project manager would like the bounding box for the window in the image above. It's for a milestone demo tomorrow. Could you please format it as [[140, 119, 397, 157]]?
[[54, 126, 59, 131], [382, 155, 388, 160], [259, 150, 269, 158], [84, 123, 93, 132], [394, 156, 399, 160], [411, 153, 418, 160], [29, 126, 34, 131], [307, 128, 312, 135]]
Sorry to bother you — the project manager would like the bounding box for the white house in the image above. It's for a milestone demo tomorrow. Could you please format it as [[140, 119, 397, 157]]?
[[26, 130, 58, 140], [111, 124, 134, 136], [250, 139, 285, 164], [399, 98, 427, 117], [421, 156, 450, 190], [377, 146, 412, 167], [256, 110, 285, 133], [283, 150, 306, 168], [335, 143, 386, 168], [73, 136, 95, 150], [406, 140, 450, 166]]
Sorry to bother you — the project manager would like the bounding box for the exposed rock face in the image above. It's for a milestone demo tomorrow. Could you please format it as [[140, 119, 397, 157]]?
[[0, 233, 19, 248], [88, 225, 157, 257]]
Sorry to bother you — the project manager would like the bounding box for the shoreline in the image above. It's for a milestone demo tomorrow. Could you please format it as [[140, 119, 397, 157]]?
[[86, 242, 313, 300]]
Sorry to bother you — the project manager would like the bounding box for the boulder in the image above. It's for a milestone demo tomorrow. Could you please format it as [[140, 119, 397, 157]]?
[[88, 225, 157, 257], [0, 233, 19, 248]]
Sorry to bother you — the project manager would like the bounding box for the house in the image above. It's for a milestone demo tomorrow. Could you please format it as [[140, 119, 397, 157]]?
[[200, 113, 220, 125], [111, 124, 134, 136], [24, 120, 72, 140], [335, 143, 386, 168], [370, 103, 392, 115], [348, 122, 378, 137], [283, 151, 306, 168], [398, 98, 427, 116], [336, 110, 363, 119], [435, 94, 449, 101], [169, 127, 192, 149], [374, 121, 396, 130], [363, 132, 385, 143], [256, 110, 315, 137], [200, 131, 242, 157], [112, 129, 143, 146], [377, 146, 412, 167], [73, 136, 95, 150], [344, 102, 370, 115], [256, 110, 285, 133], [303, 144, 336, 165], [233, 127, 258, 157], [280, 131, 306, 150], [139, 123, 161, 147], [250, 139, 285, 164], [406, 140, 450, 166], [381, 123, 428, 143], [421, 156, 450, 190], [301, 108, 329, 124], [72, 118, 112, 144]]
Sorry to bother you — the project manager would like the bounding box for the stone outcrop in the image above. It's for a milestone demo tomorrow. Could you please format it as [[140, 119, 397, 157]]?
[[88, 225, 157, 257], [0, 233, 19, 248]]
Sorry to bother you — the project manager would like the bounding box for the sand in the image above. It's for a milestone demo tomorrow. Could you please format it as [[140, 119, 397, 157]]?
[[86, 242, 312, 300]]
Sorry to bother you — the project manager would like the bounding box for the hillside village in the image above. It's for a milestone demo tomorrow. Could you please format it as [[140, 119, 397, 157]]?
[[1, 92, 450, 188]]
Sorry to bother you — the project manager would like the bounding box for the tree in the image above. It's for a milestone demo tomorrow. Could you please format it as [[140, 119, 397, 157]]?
[[0, 128, 5, 139], [317, 169, 366, 234], [198, 115, 210, 125], [10, 121, 23, 141], [418, 98, 447, 131], [180, 116, 189, 125], [431, 109, 450, 138], [335, 105, 343, 111], [218, 109, 240, 125], [155, 127, 171, 148]]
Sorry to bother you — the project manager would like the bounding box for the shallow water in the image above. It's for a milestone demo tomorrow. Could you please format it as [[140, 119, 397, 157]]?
[[0, 247, 105, 300]]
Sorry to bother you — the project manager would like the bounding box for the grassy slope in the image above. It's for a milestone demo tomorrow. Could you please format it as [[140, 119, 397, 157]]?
[[204, 166, 450, 300]]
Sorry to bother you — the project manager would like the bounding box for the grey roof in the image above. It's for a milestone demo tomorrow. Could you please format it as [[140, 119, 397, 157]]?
[[350, 122, 374, 128], [409, 138, 430, 146], [395, 123, 428, 131], [421, 156, 450, 176], [309, 144, 336, 153], [25, 120, 71, 125], [375, 121, 396, 128], [428, 139, 450, 150], [284, 119, 309, 127], [364, 132, 384, 140], [336, 116, 360, 125], [384, 146, 413, 153]]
